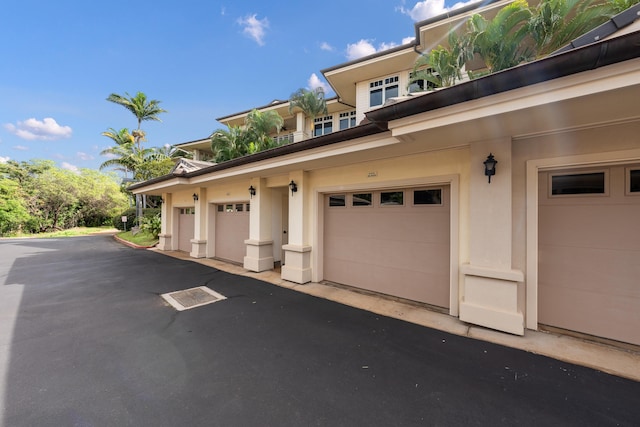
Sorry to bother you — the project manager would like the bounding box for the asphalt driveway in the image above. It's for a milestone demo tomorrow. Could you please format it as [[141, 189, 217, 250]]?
[[0, 236, 638, 426]]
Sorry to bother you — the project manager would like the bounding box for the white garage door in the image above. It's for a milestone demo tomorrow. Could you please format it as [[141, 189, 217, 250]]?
[[324, 186, 450, 308], [178, 208, 195, 252], [215, 202, 250, 264], [538, 165, 640, 345]]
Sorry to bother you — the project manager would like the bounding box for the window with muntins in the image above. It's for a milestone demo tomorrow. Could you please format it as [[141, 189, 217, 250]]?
[[314, 115, 333, 137], [370, 76, 399, 107], [339, 111, 357, 130]]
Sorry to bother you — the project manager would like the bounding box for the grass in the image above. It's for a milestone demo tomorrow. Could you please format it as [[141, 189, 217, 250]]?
[[4, 226, 118, 239], [116, 230, 159, 247]]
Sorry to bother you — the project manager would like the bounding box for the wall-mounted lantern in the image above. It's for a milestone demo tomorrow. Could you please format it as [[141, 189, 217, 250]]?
[[289, 180, 298, 196], [249, 185, 256, 198], [192, 193, 199, 202], [484, 153, 498, 183]]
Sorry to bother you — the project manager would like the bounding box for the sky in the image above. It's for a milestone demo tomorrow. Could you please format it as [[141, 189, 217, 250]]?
[[0, 0, 474, 172]]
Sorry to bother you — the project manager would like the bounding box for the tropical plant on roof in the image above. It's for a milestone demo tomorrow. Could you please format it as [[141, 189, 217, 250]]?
[[210, 126, 250, 162], [244, 109, 284, 152], [409, 30, 473, 90], [288, 87, 328, 136], [466, 0, 534, 73], [529, 0, 615, 57]]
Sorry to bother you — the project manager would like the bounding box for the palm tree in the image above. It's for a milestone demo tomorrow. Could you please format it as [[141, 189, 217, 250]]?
[[210, 126, 250, 162], [99, 128, 136, 177], [288, 87, 328, 137], [467, 0, 533, 73], [244, 109, 284, 152], [529, 0, 614, 57], [106, 92, 167, 150]]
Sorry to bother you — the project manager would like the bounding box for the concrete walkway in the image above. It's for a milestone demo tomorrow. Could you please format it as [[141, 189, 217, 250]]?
[[153, 249, 640, 382]]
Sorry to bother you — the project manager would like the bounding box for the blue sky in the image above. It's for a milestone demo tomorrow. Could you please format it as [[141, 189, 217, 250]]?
[[0, 0, 473, 172]]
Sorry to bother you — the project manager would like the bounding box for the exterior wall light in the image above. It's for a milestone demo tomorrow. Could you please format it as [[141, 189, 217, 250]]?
[[192, 193, 199, 202], [484, 153, 498, 183], [249, 185, 256, 198], [289, 180, 298, 195]]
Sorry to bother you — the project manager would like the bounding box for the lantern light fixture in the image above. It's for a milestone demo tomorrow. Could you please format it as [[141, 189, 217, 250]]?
[[192, 193, 199, 202], [483, 153, 498, 183], [289, 180, 298, 195], [249, 185, 256, 198]]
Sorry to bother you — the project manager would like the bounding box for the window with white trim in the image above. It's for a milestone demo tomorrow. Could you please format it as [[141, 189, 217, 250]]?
[[339, 111, 357, 130], [370, 76, 399, 107], [629, 168, 640, 193], [314, 115, 333, 137]]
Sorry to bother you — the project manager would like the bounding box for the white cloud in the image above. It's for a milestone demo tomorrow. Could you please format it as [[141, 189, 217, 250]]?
[[4, 117, 72, 141], [61, 162, 80, 173], [400, 0, 477, 21], [13, 145, 29, 151], [307, 73, 330, 94], [0, 156, 9, 163], [238, 14, 269, 46], [346, 39, 377, 60], [402, 36, 416, 45], [77, 151, 94, 161], [320, 42, 334, 52], [345, 39, 405, 61]]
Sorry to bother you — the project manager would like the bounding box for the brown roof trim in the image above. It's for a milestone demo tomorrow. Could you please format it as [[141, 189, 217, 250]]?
[[128, 121, 387, 190], [365, 30, 640, 124]]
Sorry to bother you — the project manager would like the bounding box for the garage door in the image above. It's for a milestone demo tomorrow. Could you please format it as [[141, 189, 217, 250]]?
[[538, 165, 640, 345], [324, 186, 450, 308], [178, 208, 195, 252], [215, 202, 250, 264]]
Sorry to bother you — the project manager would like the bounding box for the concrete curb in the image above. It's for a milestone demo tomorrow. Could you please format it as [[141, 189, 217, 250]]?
[[113, 234, 158, 249]]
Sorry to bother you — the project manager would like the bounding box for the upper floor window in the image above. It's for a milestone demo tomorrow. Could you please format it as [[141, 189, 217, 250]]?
[[314, 115, 333, 137], [408, 70, 437, 93], [370, 76, 399, 107], [339, 111, 357, 130]]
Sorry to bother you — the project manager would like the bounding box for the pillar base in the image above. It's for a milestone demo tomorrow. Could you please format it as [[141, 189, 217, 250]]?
[[158, 234, 172, 251], [460, 264, 524, 335], [244, 239, 275, 272], [281, 244, 312, 284], [190, 239, 207, 258]]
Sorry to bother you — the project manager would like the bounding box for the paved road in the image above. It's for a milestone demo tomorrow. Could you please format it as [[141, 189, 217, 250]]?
[[0, 236, 638, 426]]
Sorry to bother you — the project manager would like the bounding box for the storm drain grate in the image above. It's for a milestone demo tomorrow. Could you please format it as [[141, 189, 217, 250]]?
[[161, 286, 227, 311]]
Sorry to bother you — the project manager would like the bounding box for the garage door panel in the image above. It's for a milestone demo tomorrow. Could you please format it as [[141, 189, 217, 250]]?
[[540, 246, 640, 297], [539, 165, 640, 346], [215, 203, 249, 264], [324, 186, 450, 308], [539, 285, 640, 345], [178, 209, 195, 252], [325, 257, 450, 307], [540, 205, 640, 250]]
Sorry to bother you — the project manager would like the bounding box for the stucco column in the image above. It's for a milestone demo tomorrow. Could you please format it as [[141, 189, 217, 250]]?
[[293, 112, 307, 142], [157, 192, 173, 251], [244, 178, 275, 272], [190, 187, 207, 258], [281, 171, 312, 284], [459, 138, 524, 335]]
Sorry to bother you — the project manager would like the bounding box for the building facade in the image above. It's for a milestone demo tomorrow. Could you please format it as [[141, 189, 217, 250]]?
[[131, 1, 640, 347]]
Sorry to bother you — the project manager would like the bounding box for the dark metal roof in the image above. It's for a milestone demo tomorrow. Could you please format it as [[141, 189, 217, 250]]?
[[366, 30, 640, 124], [128, 121, 387, 190]]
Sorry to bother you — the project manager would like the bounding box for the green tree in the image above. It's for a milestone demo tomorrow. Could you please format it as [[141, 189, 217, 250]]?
[[409, 30, 473, 90], [467, 0, 533, 73], [288, 87, 328, 137], [0, 178, 31, 235], [244, 109, 284, 152], [609, 0, 640, 13], [106, 92, 167, 150], [529, 0, 614, 57], [210, 126, 250, 162], [99, 128, 137, 177]]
